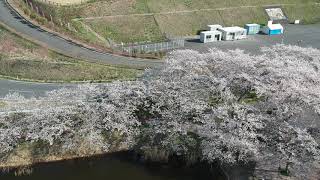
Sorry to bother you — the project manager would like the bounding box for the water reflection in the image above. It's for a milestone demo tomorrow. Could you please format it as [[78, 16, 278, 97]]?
[[0, 152, 223, 180]]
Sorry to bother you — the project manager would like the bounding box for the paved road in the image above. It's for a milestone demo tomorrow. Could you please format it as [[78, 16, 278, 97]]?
[[185, 24, 320, 54], [1, 0, 320, 97], [0, 0, 162, 68], [0, 79, 76, 98], [1, 23, 320, 97]]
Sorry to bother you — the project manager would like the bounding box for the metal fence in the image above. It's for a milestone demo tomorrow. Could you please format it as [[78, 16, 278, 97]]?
[[114, 39, 185, 55]]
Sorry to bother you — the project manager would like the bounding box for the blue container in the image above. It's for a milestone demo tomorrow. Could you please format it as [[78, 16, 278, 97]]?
[[269, 29, 282, 35]]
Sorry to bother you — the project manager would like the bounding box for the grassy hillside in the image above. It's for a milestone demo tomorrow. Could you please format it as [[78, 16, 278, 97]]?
[[0, 25, 141, 82], [14, 0, 320, 44], [85, 16, 165, 43]]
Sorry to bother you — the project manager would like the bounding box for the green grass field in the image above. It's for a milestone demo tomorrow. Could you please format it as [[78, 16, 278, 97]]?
[[13, 0, 320, 45], [0, 25, 141, 83]]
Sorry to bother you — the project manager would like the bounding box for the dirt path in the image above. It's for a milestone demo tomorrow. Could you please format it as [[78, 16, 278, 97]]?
[[74, 19, 111, 47]]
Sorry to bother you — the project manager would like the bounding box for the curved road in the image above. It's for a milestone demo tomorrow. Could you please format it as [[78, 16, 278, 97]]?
[[0, 0, 163, 68], [0, 79, 76, 98]]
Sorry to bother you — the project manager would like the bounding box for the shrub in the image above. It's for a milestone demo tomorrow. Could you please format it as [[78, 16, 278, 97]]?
[[36, 16, 47, 25], [23, 7, 30, 16], [30, 13, 37, 19]]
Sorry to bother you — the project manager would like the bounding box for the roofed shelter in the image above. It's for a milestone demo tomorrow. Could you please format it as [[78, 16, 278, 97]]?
[[217, 26, 247, 41]]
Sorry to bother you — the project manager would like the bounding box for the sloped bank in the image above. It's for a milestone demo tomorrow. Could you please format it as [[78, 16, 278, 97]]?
[[0, 0, 162, 69], [12, 0, 320, 45]]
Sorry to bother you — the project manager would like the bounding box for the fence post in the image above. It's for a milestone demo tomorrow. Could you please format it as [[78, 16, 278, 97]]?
[[121, 42, 124, 52], [129, 46, 132, 56]]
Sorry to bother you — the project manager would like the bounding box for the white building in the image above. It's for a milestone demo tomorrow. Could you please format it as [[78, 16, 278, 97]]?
[[200, 30, 222, 43], [207, 24, 223, 31], [217, 26, 247, 41]]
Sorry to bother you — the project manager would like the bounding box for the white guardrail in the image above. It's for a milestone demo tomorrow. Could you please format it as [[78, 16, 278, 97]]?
[[34, 0, 89, 6]]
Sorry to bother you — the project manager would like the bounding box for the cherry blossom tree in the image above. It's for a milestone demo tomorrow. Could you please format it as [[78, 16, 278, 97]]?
[[0, 44, 319, 179]]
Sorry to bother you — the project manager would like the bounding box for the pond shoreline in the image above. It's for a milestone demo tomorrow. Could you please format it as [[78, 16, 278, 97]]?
[[0, 151, 226, 180]]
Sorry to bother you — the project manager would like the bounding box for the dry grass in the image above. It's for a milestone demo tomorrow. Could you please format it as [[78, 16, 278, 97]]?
[[79, 0, 148, 17], [84, 16, 165, 43], [145, 0, 320, 12], [67, 0, 320, 37], [155, 11, 223, 36], [13, 0, 320, 45], [283, 4, 320, 24], [0, 25, 141, 82], [218, 8, 258, 26], [3, 144, 33, 168]]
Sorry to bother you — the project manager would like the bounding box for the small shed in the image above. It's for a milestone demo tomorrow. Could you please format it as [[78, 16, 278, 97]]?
[[217, 26, 247, 41], [261, 21, 284, 35], [200, 30, 222, 43], [244, 24, 261, 35], [207, 24, 223, 31]]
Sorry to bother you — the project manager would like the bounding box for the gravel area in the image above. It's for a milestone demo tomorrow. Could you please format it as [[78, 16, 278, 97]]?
[[184, 24, 320, 54]]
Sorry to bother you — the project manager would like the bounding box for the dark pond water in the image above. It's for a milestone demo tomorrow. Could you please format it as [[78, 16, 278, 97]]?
[[0, 152, 224, 180]]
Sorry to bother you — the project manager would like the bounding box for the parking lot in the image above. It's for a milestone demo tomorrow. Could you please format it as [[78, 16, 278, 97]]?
[[184, 23, 320, 54]]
